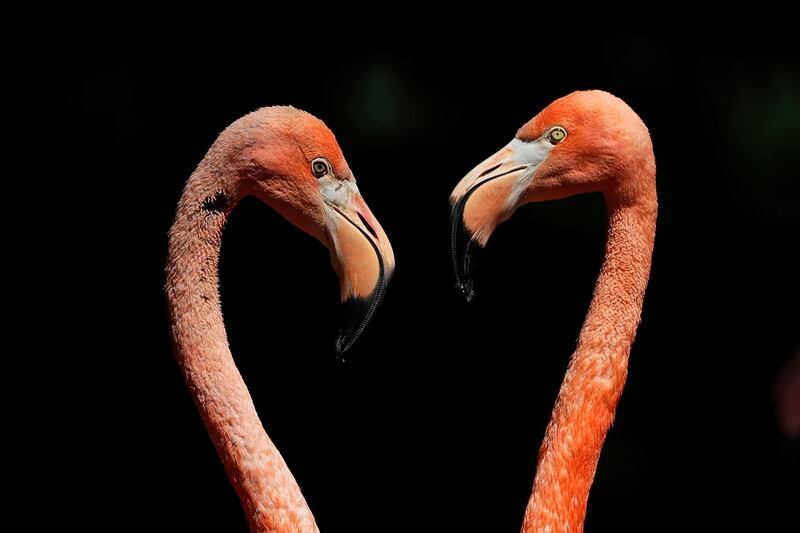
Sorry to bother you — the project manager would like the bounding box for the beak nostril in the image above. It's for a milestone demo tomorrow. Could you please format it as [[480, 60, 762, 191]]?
[[358, 212, 379, 240], [478, 163, 502, 178]]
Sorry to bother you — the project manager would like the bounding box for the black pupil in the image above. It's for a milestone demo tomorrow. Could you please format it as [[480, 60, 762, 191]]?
[[315, 162, 326, 174]]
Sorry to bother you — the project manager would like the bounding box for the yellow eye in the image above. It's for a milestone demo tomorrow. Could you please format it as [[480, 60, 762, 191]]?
[[547, 126, 567, 144]]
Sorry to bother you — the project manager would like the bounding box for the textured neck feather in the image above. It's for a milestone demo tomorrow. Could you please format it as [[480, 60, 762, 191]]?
[[165, 171, 319, 533], [522, 192, 657, 533]]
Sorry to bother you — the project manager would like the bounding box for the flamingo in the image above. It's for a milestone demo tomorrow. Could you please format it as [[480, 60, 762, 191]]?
[[449, 90, 657, 532], [165, 106, 394, 532]]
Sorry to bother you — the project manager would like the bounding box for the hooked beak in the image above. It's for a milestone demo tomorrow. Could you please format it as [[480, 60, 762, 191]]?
[[320, 178, 394, 358], [449, 139, 552, 301]]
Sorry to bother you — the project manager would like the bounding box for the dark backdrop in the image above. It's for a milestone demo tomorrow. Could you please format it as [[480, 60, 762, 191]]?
[[73, 25, 798, 532]]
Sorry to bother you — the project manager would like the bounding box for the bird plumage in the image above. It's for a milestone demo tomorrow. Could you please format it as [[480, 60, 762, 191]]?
[[450, 91, 657, 532], [166, 107, 392, 532]]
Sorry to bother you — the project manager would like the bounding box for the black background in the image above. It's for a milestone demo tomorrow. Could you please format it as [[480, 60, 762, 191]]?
[[71, 21, 798, 532]]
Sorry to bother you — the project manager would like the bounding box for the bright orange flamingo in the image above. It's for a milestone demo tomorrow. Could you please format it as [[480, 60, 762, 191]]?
[[166, 107, 394, 532], [450, 91, 657, 532]]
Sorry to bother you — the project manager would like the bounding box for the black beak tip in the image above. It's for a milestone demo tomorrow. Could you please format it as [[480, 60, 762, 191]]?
[[332, 223, 389, 361], [334, 336, 352, 361], [452, 227, 483, 304], [334, 277, 387, 361], [334, 303, 365, 360], [457, 282, 476, 302], [451, 196, 484, 304]]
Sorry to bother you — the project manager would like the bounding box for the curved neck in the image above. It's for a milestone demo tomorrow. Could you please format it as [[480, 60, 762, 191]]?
[[522, 194, 657, 532], [166, 172, 319, 533]]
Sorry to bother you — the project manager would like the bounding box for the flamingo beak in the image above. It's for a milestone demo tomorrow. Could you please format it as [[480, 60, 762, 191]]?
[[320, 178, 394, 357], [449, 138, 554, 301]]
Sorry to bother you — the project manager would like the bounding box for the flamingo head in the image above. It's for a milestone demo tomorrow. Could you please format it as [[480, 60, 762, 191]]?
[[222, 106, 394, 356], [449, 90, 654, 301]]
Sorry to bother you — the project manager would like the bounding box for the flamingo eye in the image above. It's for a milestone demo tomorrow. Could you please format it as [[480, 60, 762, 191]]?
[[547, 127, 567, 144], [311, 158, 330, 178]]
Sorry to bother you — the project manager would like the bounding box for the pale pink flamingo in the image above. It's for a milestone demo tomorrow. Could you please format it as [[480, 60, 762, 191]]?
[[450, 90, 657, 532], [166, 107, 394, 532]]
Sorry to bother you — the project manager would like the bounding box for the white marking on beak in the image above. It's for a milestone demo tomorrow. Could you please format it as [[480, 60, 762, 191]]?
[[319, 177, 359, 209], [319, 177, 364, 245], [505, 137, 556, 211]]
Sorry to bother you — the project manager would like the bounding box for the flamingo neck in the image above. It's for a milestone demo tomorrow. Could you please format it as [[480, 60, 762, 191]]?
[[522, 193, 657, 532], [166, 172, 319, 533]]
